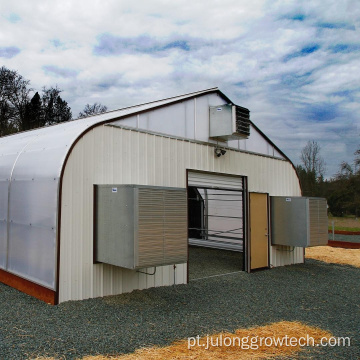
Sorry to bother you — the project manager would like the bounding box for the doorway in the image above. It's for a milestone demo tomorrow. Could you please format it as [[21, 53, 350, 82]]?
[[249, 192, 269, 270], [187, 171, 246, 280]]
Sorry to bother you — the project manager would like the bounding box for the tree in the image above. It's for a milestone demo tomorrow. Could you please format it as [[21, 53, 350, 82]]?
[[78, 103, 107, 118], [0, 67, 14, 135], [0, 67, 73, 136], [300, 140, 326, 180], [355, 148, 360, 172], [297, 140, 326, 197], [328, 149, 360, 216], [296, 164, 317, 197], [0, 66, 31, 135], [321, 147, 360, 217], [0, 100, 14, 136], [22, 92, 42, 130], [42, 86, 72, 125]]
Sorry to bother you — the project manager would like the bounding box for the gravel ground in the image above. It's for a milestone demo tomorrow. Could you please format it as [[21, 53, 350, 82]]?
[[188, 246, 243, 280], [328, 234, 360, 243], [0, 259, 359, 359]]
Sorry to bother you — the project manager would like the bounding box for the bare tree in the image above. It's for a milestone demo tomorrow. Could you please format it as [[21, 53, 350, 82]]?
[[354, 147, 360, 172], [300, 140, 326, 180], [78, 103, 107, 118], [0, 66, 31, 134], [0, 67, 73, 136]]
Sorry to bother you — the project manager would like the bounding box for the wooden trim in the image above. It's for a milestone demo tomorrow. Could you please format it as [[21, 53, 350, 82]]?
[[0, 269, 56, 305]]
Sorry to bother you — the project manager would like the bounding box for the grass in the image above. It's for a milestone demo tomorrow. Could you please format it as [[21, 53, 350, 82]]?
[[68, 321, 331, 360], [306, 246, 360, 268], [328, 215, 360, 232]]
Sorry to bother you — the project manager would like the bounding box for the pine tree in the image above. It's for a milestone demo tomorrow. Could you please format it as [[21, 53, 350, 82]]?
[[53, 95, 72, 123], [23, 92, 43, 130]]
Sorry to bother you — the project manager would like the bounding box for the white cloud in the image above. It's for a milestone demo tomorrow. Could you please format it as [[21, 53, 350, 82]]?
[[0, 0, 359, 177]]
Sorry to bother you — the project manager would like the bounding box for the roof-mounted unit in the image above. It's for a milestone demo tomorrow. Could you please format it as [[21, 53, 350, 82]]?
[[209, 104, 250, 141]]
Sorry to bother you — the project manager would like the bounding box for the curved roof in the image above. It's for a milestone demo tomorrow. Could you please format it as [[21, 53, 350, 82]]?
[[0, 87, 221, 290], [1, 87, 220, 182]]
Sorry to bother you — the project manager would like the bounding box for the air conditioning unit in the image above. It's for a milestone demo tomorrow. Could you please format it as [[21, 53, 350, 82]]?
[[271, 196, 328, 247], [94, 185, 188, 269], [209, 104, 250, 141]]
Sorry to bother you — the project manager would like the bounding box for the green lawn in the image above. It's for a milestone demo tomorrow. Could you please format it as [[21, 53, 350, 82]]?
[[328, 216, 360, 232]]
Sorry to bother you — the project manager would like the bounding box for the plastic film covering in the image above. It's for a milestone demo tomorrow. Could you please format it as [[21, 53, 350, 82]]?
[[0, 219, 6, 268], [0, 120, 104, 288], [0, 88, 219, 289]]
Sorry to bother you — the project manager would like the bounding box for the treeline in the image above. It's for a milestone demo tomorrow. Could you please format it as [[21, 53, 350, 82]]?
[[0, 66, 108, 137], [0, 66, 72, 136], [297, 141, 360, 217]]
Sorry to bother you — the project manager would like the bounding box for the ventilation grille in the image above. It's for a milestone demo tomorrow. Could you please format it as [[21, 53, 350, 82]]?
[[137, 188, 187, 268], [235, 106, 250, 137], [271, 196, 328, 247], [209, 104, 250, 140], [308, 198, 328, 246], [95, 185, 187, 270]]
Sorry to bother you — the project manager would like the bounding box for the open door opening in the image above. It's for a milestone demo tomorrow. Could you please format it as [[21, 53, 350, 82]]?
[[187, 172, 246, 280]]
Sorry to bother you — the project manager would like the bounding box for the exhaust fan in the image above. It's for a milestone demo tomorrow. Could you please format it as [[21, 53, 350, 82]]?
[[209, 104, 250, 141]]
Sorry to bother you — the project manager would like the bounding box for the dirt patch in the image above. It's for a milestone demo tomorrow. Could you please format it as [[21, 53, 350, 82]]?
[[306, 246, 360, 268], [80, 321, 331, 360]]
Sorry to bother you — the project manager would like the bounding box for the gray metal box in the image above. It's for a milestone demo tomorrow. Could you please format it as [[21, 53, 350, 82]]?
[[209, 104, 250, 141], [94, 185, 188, 269], [271, 196, 328, 247]]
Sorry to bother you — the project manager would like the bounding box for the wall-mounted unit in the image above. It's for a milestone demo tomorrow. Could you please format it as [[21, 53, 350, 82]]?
[[94, 185, 188, 269], [271, 196, 328, 247], [209, 104, 250, 141]]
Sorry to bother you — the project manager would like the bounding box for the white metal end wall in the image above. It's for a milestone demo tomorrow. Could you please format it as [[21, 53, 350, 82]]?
[[59, 125, 302, 303]]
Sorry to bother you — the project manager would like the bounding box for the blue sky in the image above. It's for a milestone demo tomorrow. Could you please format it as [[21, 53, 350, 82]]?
[[0, 0, 359, 177]]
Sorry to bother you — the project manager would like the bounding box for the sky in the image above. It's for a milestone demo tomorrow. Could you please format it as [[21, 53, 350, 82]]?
[[0, 0, 359, 178]]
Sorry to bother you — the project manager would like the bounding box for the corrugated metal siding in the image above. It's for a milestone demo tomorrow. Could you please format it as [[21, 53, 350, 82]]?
[[59, 126, 302, 303]]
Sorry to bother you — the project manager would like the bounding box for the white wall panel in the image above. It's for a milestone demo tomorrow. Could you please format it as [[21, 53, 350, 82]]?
[[236, 125, 285, 160], [110, 93, 288, 160], [60, 125, 301, 303]]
